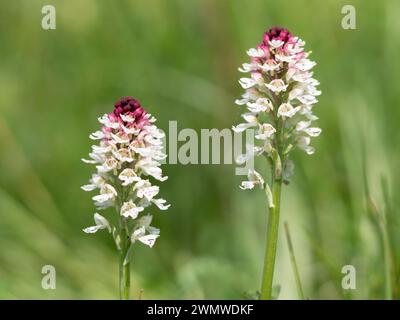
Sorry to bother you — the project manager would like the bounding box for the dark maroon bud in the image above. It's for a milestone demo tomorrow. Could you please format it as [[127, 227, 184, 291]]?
[[111, 96, 150, 127]]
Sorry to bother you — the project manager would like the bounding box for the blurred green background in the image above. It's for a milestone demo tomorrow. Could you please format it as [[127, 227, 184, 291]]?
[[0, 0, 399, 299]]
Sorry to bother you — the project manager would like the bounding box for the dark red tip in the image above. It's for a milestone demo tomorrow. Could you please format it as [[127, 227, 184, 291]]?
[[263, 26, 293, 46], [112, 96, 149, 126]]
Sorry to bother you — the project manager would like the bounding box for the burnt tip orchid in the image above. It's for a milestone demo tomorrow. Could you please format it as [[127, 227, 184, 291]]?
[[82, 96, 169, 299], [233, 27, 321, 300], [234, 26, 321, 187]]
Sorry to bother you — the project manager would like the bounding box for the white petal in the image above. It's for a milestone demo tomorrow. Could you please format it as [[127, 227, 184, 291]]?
[[241, 113, 258, 124], [265, 79, 288, 93], [304, 127, 322, 137], [121, 201, 143, 220], [235, 98, 249, 105], [277, 103, 299, 118], [239, 78, 256, 89], [240, 181, 255, 190], [138, 214, 153, 227], [120, 114, 135, 123], [81, 184, 97, 191], [152, 198, 170, 210], [232, 123, 255, 133], [94, 213, 111, 231], [296, 121, 311, 131], [132, 226, 146, 240], [81, 158, 98, 164], [83, 225, 102, 234], [89, 131, 105, 140], [138, 234, 159, 248], [137, 185, 160, 201], [268, 39, 284, 48], [246, 47, 265, 58]]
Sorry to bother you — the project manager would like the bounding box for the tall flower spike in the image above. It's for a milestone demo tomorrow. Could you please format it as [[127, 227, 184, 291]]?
[[82, 96, 169, 299], [233, 27, 321, 299]]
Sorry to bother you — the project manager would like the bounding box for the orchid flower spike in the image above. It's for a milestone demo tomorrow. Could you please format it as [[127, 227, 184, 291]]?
[[81, 96, 169, 298], [233, 27, 321, 300], [234, 26, 321, 187]]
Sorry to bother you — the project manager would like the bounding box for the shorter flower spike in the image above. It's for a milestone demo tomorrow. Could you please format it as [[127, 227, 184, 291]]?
[[82, 97, 169, 249]]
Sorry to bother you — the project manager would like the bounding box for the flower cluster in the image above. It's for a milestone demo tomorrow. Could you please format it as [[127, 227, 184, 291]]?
[[233, 27, 321, 189], [82, 96, 169, 248]]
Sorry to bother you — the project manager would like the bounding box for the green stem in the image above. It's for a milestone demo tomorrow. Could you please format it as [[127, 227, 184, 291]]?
[[284, 221, 305, 300], [260, 176, 282, 300], [119, 217, 131, 300]]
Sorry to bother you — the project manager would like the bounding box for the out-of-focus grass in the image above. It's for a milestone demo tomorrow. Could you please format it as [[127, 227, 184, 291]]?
[[0, 0, 399, 299]]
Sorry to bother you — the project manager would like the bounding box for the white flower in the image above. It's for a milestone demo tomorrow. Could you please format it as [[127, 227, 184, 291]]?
[[297, 136, 315, 155], [288, 87, 303, 101], [121, 124, 140, 135], [135, 158, 168, 181], [136, 181, 160, 201], [121, 200, 144, 220], [277, 103, 300, 118], [89, 131, 105, 140], [275, 53, 297, 63], [259, 59, 279, 72], [120, 113, 135, 123], [292, 71, 313, 83], [265, 79, 288, 93], [239, 77, 257, 89], [81, 174, 106, 191], [83, 213, 111, 234], [268, 39, 284, 48], [96, 157, 118, 173], [247, 47, 266, 58], [294, 59, 316, 72], [236, 144, 257, 165], [256, 123, 276, 140], [240, 169, 264, 190], [238, 63, 258, 73], [131, 226, 159, 248], [295, 121, 311, 131], [303, 127, 322, 137], [98, 114, 119, 129], [131, 215, 161, 248], [247, 98, 273, 113], [232, 122, 256, 133], [92, 184, 117, 205], [110, 132, 130, 144], [118, 168, 141, 186], [112, 148, 134, 163], [152, 198, 170, 210]]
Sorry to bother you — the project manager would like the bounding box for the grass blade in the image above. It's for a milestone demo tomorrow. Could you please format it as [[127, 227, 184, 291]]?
[[284, 221, 305, 300]]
